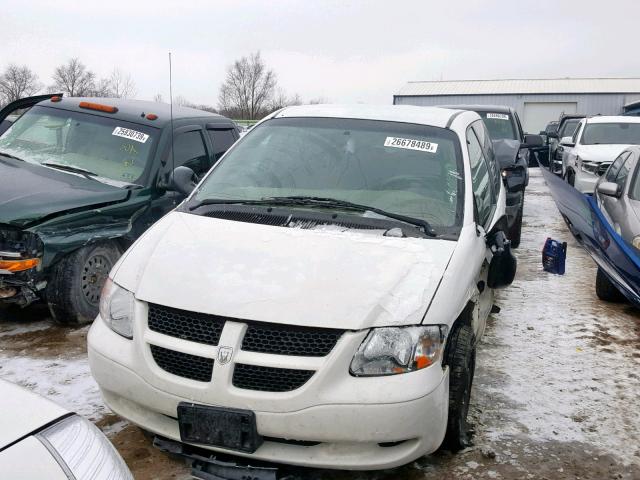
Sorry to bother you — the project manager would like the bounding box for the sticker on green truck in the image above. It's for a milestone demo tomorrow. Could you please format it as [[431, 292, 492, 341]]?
[[112, 126, 149, 143], [486, 113, 509, 121]]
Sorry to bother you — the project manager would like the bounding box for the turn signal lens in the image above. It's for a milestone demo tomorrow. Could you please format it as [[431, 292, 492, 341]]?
[[0, 258, 40, 272], [79, 101, 118, 113]]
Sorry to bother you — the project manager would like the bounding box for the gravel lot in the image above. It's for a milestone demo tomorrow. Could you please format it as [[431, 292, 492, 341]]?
[[1, 168, 639, 479]]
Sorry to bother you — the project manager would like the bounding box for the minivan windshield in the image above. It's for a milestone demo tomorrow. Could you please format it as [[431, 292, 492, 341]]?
[[479, 112, 517, 140], [0, 105, 157, 186], [581, 122, 640, 145], [193, 117, 464, 232]]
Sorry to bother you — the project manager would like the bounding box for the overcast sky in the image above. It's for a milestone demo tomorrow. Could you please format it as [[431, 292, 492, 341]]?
[[2, 0, 638, 106]]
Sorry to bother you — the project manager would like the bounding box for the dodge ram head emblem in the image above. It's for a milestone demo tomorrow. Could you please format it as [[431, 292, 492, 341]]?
[[217, 346, 233, 365]]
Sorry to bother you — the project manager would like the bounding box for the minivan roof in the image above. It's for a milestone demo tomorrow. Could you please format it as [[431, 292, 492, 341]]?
[[273, 104, 470, 129], [437, 104, 515, 115], [35, 96, 229, 128]]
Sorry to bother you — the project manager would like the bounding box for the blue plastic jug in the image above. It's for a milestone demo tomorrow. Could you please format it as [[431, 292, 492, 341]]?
[[542, 238, 567, 275]]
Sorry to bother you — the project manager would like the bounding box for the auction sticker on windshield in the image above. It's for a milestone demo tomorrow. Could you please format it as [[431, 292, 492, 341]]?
[[112, 126, 149, 143], [384, 137, 438, 153], [486, 113, 509, 121]]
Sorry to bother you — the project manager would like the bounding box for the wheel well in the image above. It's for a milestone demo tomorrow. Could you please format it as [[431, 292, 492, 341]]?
[[443, 301, 474, 365]]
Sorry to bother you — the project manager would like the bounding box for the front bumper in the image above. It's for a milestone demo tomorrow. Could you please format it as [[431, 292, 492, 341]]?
[[88, 313, 449, 470], [574, 170, 599, 194]]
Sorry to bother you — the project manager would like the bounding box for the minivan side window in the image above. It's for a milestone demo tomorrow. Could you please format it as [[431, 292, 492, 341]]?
[[467, 127, 496, 227], [473, 121, 501, 195], [207, 128, 237, 162], [171, 130, 209, 175]]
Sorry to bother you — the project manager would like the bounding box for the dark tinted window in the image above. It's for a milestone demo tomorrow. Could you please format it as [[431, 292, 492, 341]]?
[[559, 119, 580, 137], [207, 129, 237, 161], [171, 130, 208, 174]]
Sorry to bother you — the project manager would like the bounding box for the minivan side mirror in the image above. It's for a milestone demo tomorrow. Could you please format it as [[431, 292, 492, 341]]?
[[522, 134, 543, 148], [597, 181, 620, 197], [169, 166, 197, 196], [486, 229, 517, 289], [560, 136, 575, 147]]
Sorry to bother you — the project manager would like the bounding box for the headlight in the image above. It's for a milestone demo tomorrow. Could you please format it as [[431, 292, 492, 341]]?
[[36, 414, 133, 480], [350, 325, 447, 376], [632, 236, 640, 250], [580, 158, 600, 175], [99, 278, 134, 338]]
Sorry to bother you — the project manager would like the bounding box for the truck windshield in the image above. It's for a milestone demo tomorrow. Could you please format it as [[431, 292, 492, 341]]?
[[581, 123, 640, 145], [193, 117, 464, 231], [480, 112, 517, 140], [0, 105, 157, 185]]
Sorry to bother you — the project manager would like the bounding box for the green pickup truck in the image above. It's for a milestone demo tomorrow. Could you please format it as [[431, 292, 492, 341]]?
[[0, 94, 239, 324]]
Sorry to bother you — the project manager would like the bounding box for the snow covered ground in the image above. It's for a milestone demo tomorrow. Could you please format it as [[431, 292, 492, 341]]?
[[0, 168, 638, 479]]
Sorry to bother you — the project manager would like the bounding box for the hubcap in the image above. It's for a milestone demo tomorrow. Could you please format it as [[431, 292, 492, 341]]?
[[81, 254, 110, 305]]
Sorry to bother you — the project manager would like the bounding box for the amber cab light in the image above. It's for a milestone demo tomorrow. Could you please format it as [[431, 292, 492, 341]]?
[[146, 113, 158, 120], [79, 101, 118, 113], [50, 96, 62, 102]]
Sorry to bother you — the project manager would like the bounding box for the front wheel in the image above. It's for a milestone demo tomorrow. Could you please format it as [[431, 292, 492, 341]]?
[[440, 324, 475, 451], [47, 242, 121, 325], [564, 169, 575, 187], [595, 267, 625, 303]]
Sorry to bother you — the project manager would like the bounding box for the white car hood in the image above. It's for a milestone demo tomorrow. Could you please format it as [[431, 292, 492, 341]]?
[[114, 212, 457, 330], [0, 379, 67, 449], [576, 144, 630, 163]]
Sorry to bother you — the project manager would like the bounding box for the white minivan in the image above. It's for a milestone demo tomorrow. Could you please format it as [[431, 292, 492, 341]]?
[[88, 105, 516, 470]]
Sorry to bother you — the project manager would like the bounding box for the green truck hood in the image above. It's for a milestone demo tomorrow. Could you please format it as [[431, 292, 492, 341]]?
[[0, 158, 129, 228]]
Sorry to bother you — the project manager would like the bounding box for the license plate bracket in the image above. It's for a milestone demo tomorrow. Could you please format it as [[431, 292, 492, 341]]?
[[177, 403, 262, 453]]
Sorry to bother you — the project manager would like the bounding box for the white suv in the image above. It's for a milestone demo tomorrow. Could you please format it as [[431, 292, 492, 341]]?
[[561, 115, 640, 193], [88, 105, 516, 470]]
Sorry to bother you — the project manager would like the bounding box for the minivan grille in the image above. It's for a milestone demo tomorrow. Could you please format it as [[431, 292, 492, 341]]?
[[597, 162, 612, 176], [150, 345, 213, 382], [242, 322, 343, 357], [148, 303, 225, 346], [233, 364, 314, 392], [147, 304, 344, 357]]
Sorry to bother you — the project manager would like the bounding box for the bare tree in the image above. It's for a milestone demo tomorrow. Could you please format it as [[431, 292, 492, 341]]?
[[174, 95, 191, 107], [153, 93, 164, 103], [91, 78, 113, 97], [218, 51, 277, 119], [308, 96, 328, 105], [109, 68, 136, 98], [0, 64, 42, 105], [269, 89, 302, 111], [50, 58, 96, 97]]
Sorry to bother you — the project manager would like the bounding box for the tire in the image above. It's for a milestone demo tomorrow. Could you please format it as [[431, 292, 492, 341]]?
[[440, 324, 475, 451], [47, 242, 121, 325], [565, 169, 575, 187], [508, 199, 523, 249], [595, 267, 625, 303]]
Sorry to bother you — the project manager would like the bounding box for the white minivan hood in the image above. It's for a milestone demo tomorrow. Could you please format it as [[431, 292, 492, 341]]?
[[114, 212, 457, 330], [576, 143, 630, 163]]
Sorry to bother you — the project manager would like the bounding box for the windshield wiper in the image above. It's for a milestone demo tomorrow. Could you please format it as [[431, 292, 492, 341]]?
[[190, 195, 437, 237], [0, 151, 25, 162], [41, 162, 98, 178]]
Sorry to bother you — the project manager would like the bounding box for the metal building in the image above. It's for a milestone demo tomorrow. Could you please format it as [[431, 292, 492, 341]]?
[[393, 78, 640, 133]]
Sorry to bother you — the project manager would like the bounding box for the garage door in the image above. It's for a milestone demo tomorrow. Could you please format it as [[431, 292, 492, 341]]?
[[523, 102, 577, 134]]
